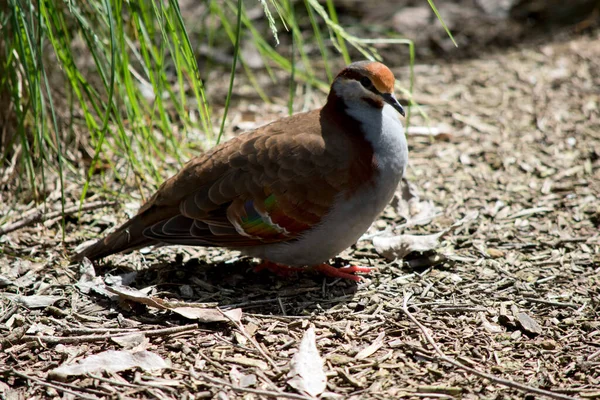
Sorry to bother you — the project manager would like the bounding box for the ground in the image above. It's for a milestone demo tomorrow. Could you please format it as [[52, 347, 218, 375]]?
[[1, 18, 600, 400]]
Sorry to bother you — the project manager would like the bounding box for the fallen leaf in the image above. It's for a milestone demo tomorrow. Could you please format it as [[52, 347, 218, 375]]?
[[230, 365, 243, 385], [405, 125, 453, 141], [234, 331, 248, 346], [393, 179, 441, 226], [0, 380, 22, 400], [506, 206, 553, 220], [75, 258, 116, 299], [230, 366, 257, 388], [287, 327, 327, 397], [516, 312, 543, 335], [0, 260, 44, 288], [170, 307, 242, 323], [373, 211, 479, 261], [478, 312, 503, 334], [373, 232, 444, 261], [355, 331, 386, 360], [26, 322, 56, 336], [106, 285, 169, 310], [221, 308, 243, 324], [111, 333, 148, 350], [5, 294, 64, 309], [499, 303, 517, 329], [48, 350, 169, 381], [106, 285, 242, 323], [224, 356, 268, 370], [105, 271, 138, 286]]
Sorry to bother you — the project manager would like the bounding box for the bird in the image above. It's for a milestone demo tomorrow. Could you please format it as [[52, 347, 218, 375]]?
[[74, 60, 408, 281]]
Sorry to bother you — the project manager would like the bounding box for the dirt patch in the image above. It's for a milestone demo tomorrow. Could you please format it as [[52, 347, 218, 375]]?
[[1, 27, 599, 400]]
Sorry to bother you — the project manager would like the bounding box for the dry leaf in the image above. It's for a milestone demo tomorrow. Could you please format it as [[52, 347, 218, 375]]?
[[105, 271, 138, 286], [111, 333, 148, 350], [405, 125, 453, 140], [48, 350, 169, 381], [106, 285, 242, 323], [224, 356, 268, 370], [355, 331, 386, 360], [506, 206, 553, 220], [516, 312, 543, 335], [106, 285, 168, 309], [373, 232, 444, 261], [393, 179, 441, 226], [170, 306, 242, 323], [230, 366, 257, 388], [478, 312, 503, 334], [75, 258, 116, 298], [0, 260, 44, 288], [221, 308, 243, 324], [287, 327, 327, 397], [373, 211, 479, 261], [5, 294, 64, 309], [26, 322, 56, 336]]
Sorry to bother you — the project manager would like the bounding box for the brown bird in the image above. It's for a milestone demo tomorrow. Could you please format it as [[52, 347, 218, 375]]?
[[74, 61, 408, 281]]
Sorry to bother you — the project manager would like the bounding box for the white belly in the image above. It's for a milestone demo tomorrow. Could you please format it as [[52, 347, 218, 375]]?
[[246, 178, 399, 266], [243, 103, 408, 266]]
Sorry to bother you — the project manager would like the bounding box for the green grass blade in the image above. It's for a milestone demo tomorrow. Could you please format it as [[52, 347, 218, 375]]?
[[216, 0, 243, 145], [426, 0, 457, 47]]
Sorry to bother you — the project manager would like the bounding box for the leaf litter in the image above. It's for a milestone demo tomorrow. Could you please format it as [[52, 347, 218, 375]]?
[[373, 210, 479, 260], [287, 327, 327, 398], [105, 281, 243, 323], [49, 350, 170, 381]]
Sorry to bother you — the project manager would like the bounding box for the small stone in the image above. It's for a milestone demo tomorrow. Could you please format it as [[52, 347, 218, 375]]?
[[540, 340, 557, 350], [179, 285, 194, 298], [486, 248, 505, 258]]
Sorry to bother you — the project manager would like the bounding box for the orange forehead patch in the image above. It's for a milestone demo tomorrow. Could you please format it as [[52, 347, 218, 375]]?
[[335, 61, 397, 94], [363, 62, 396, 93]]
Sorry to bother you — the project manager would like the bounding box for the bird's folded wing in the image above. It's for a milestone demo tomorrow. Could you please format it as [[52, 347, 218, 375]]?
[[140, 111, 355, 247]]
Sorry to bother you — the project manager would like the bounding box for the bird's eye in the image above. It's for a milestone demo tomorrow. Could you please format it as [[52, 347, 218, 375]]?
[[360, 76, 373, 89]]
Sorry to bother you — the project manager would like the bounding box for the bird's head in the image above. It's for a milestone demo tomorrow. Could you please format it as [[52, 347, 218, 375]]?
[[329, 61, 405, 117]]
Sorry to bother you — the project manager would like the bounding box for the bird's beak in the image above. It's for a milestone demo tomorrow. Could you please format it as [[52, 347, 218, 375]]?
[[382, 93, 405, 117]]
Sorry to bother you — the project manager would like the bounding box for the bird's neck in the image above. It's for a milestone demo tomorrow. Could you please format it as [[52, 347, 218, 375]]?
[[320, 87, 379, 194]]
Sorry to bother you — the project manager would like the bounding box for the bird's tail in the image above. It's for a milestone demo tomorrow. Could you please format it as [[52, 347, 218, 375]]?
[[72, 213, 156, 262]]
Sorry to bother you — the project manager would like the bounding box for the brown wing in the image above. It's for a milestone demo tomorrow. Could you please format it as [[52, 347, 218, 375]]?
[[73, 107, 375, 261]]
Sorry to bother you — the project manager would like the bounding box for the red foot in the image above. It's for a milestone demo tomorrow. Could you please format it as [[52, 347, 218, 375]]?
[[253, 261, 304, 278], [313, 264, 373, 282]]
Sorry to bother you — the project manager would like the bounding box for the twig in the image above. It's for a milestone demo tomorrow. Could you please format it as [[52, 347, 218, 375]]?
[[0, 200, 116, 236], [88, 373, 140, 388], [62, 327, 141, 334], [20, 323, 198, 344], [401, 293, 577, 400], [523, 297, 579, 308], [197, 373, 312, 400], [3, 369, 100, 400], [432, 306, 487, 313], [220, 310, 282, 374], [336, 368, 363, 388]]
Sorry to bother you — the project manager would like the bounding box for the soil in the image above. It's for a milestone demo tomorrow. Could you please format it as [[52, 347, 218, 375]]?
[[1, 11, 599, 400]]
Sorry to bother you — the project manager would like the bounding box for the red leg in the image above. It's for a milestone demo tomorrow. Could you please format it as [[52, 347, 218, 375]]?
[[313, 264, 373, 282], [253, 260, 304, 278]]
